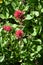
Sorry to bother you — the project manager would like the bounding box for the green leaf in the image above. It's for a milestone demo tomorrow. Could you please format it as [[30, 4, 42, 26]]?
[[37, 46, 42, 52], [34, 11, 39, 17], [21, 63, 28, 65], [0, 55, 5, 62], [31, 26, 41, 36], [6, 12, 9, 18], [34, 39, 42, 44], [12, 24, 18, 28], [23, 38, 27, 43], [31, 27, 37, 36], [30, 53, 35, 57], [23, 5, 29, 11], [38, 4, 42, 10], [41, 8, 43, 13], [11, 2, 16, 10], [31, 11, 39, 17], [0, 14, 5, 19], [25, 15, 33, 20]]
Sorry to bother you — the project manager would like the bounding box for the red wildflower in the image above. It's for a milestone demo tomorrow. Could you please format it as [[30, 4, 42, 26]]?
[[15, 30, 24, 38], [14, 10, 24, 19], [3, 25, 12, 31]]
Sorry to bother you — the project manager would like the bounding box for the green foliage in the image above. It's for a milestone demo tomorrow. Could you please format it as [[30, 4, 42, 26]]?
[[0, 0, 43, 65]]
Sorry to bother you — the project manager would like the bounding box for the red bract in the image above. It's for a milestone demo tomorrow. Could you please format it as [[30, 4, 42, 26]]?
[[3, 25, 12, 31], [15, 30, 24, 38], [14, 10, 24, 19]]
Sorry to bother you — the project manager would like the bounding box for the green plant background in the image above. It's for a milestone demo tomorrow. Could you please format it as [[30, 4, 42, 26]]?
[[0, 0, 43, 65]]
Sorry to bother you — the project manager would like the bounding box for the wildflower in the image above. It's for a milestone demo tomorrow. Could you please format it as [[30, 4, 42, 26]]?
[[3, 25, 12, 31], [15, 30, 24, 38], [14, 10, 25, 19]]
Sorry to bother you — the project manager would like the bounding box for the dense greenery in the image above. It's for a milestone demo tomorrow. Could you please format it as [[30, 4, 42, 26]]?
[[0, 0, 43, 65]]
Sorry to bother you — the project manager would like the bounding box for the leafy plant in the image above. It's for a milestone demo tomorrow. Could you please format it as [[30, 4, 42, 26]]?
[[0, 0, 43, 65]]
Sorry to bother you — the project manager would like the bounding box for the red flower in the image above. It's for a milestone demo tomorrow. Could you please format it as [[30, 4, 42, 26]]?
[[3, 25, 12, 31], [14, 10, 24, 19], [15, 30, 24, 38]]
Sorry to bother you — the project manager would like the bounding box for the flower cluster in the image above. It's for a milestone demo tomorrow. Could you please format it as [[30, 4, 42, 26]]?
[[3, 25, 24, 39], [2, 10, 25, 39], [14, 10, 25, 20]]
